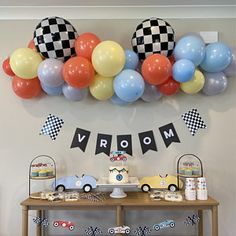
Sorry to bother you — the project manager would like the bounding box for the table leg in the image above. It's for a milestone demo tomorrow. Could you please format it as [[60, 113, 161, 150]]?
[[198, 210, 203, 236], [116, 206, 124, 236], [212, 206, 218, 236], [36, 210, 42, 236], [22, 206, 28, 236]]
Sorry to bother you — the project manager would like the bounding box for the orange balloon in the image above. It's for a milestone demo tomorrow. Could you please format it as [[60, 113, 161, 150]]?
[[63, 56, 95, 89], [158, 76, 180, 96], [2, 57, 15, 76], [28, 39, 37, 51], [141, 54, 172, 85], [12, 76, 42, 99], [75, 33, 101, 61]]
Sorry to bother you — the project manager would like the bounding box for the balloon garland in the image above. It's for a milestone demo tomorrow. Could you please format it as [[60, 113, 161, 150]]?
[[2, 16, 235, 103]]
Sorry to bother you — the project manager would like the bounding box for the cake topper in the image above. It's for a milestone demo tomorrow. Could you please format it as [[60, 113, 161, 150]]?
[[110, 150, 127, 162]]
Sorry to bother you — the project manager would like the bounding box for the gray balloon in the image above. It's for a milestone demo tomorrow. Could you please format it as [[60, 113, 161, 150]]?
[[224, 47, 236, 77], [141, 82, 163, 102], [38, 58, 64, 87], [62, 84, 88, 101], [202, 72, 228, 96]]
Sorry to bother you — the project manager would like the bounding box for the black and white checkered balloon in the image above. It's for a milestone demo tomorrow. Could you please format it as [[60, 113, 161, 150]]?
[[33, 16, 78, 61], [131, 17, 175, 60]]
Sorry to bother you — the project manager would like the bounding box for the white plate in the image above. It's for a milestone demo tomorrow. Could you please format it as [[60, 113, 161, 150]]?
[[97, 177, 139, 188]]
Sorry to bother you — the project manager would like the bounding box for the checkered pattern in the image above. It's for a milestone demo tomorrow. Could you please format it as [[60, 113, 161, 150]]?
[[39, 114, 64, 140], [33, 217, 49, 227], [34, 16, 78, 61], [131, 17, 175, 60], [182, 109, 206, 136]]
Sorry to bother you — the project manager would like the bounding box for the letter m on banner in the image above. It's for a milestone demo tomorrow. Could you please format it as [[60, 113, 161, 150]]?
[[159, 123, 181, 148]]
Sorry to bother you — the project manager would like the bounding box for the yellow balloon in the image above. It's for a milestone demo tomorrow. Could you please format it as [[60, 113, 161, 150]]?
[[89, 74, 114, 100], [92, 41, 125, 77], [180, 69, 205, 94], [10, 48, 43, 79]]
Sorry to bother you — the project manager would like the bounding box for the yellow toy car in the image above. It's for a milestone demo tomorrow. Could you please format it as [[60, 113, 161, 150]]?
[[139, 174, 183, 192]]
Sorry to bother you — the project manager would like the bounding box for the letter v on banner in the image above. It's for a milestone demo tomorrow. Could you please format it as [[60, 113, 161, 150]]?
[[159, 123, 180, 147], [70, 128, 91, 152]]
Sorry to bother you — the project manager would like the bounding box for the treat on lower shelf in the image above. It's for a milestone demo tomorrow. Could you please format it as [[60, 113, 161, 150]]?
[[184, 169, 193, 176], [46, 169, 54, 176], [31, 170, 39, 177], [38, 170, 47, 177]]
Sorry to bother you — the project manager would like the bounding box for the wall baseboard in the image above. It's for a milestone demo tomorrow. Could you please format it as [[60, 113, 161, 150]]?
[[0, 5, 235, 20]]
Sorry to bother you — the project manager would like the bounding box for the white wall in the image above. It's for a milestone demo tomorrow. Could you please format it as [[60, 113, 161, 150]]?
[[0, 17, 236, 236]]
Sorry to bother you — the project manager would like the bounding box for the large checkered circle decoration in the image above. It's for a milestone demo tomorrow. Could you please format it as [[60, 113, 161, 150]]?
[[131, 17, 175, 60], [33, 16, 78, 61]]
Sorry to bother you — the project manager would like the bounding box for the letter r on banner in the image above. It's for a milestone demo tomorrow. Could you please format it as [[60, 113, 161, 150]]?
[[95, 133, 112, 156]]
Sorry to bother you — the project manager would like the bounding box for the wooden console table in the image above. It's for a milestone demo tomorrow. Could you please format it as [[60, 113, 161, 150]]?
[[21, 192, 219, 236]]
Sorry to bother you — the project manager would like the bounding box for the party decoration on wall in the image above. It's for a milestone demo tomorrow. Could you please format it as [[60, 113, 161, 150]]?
[[153, 220, 175, 231], [181, 109, 206, 136], [39, 114, 64, 140], [70, 128, 91, 152], [138, 130, 157, 154], [95, 133, 112, 156], [159, 123, 180, 147], [184, 214, 200, 226], [117, 135, 132, 155], [108, 225, 131, 234], [33, 16, 78, 61], [33, 216, 49, 227], [134, 226, 151, 236], [53, 220, 75, 231], [131, 17, 175, 60], [85, 226, 102, 235], [3, 16, 234, 104]]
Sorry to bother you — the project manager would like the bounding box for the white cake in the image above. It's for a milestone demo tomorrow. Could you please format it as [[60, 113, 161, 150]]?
[[109, 166, 129, 184]]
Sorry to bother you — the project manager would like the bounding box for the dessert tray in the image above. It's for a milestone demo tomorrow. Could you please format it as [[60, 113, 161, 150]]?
[[97, 177, 139, 198]]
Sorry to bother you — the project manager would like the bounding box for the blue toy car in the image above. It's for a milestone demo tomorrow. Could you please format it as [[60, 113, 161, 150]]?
[[54, 174, 97, 193], [153, 220, 175, 231]]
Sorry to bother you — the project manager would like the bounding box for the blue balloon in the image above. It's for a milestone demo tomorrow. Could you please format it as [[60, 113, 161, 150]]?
[[200, 42, 232, 73], [110, 94, 130, 106], [114, 69, 145, 103], [172, 59, 195, 83], [174, 34, 205, 66], [124, 50, 139, 70], [62, 84, 88, 101], [41, 82, 63, 96]]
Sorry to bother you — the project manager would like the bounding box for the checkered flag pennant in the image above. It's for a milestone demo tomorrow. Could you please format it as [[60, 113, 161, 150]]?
[[39, 114, 64, 140], [181, 109, 206, 136]]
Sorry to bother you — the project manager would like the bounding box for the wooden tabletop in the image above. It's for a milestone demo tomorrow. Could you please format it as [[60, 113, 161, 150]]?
[[21, 192, 219, 209]]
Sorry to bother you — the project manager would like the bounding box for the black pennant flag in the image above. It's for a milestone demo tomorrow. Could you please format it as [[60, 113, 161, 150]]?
[[70, 128, 91, 152], [159, 123, 180, 147], [117, 135, 132, 155], [138, 130, 157, 154], [95, 133, 112, 156]]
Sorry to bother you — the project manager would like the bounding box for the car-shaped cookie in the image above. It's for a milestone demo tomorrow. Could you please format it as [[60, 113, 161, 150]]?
[[108, 226, 130, 234], [53, 220, 74, 231], [54, 174, 97, 193], [153, 220, 175, 231], [139, 174, 183, 192]]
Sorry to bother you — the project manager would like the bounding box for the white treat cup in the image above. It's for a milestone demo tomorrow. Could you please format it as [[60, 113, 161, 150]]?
[[185, 189, 196, 200], [197, 189, 208, 200]]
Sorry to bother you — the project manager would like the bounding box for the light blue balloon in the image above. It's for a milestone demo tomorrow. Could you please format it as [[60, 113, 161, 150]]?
[[172, 59, 195, 82], [174, 34, 205, 66], [62, 84, 88, 101], [124, 50, 139, 70], [38, 58, 64, 87], [202, 72, 228, 96], [200, 42, 232, 73], [141, 82, 162, 102], [114, 69, 145, 103], [41, 82, 63, 96], [110, 94, 130, 106]]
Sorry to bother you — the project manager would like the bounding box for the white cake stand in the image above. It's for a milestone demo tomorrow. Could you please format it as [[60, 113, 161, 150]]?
[[97, 177, 139, 198]]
